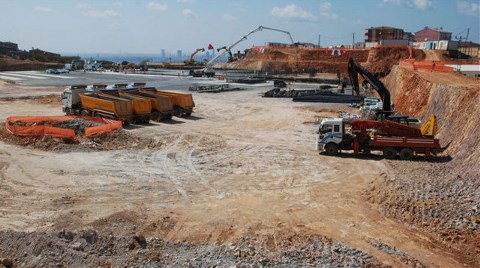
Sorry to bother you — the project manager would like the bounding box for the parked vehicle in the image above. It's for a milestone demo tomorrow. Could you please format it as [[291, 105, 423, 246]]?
[[316, 115, 447, 160], [61, 85, 132, 123], [139, 88, 194, 117], [119, 90, 174, 121], [46, 68, 69, 74], [61, 83, 194, 123], [99, 91, 151, 123]]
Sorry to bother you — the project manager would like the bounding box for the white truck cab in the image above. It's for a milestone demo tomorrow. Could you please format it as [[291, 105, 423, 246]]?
[[61, 85, 88, 112], [316, 118, 345, 153]]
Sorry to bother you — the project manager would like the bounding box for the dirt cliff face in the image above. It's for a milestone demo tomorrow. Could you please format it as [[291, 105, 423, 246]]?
[[371, 67, 480, 265], [385, 66, 480, 178]]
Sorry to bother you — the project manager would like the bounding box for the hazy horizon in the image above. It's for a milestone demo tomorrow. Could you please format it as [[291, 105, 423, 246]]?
[[1, 0, 479, 55]]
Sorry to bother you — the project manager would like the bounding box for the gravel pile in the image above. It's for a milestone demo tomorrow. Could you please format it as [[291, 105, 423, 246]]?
[[365, 160, 480, 266], [0, 230, 387, 267]]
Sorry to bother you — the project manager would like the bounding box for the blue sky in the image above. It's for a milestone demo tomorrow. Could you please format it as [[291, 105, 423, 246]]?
[[0, 0, 479, 55]]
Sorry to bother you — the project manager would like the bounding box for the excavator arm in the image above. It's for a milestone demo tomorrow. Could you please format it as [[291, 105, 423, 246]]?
[[348, 57, 391, 113], [189, 48, 205, 62]]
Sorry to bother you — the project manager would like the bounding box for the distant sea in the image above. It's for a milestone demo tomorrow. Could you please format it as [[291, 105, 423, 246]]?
[[62, 53, 226, 64]]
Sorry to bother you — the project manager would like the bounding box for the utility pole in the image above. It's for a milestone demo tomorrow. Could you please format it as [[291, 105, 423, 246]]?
[[318, 34, 321, 47], [352, 33, 355, 48], [455, 28, 470, 60]]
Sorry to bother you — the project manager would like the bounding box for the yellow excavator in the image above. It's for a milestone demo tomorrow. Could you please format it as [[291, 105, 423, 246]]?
[[184, 48, 205, 65]]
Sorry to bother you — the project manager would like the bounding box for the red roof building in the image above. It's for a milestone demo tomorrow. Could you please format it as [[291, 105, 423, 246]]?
[[415, 27, 452, 42]]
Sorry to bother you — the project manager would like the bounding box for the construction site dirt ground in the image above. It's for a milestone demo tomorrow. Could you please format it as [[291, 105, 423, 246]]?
[[0, 80, 478, 267]]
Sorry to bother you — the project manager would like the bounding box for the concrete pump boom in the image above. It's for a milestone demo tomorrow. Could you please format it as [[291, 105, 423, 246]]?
[[205, 25, 294, 68]]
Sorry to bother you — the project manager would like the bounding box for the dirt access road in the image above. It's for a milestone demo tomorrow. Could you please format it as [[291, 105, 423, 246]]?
[[0, 82, 464, 266]]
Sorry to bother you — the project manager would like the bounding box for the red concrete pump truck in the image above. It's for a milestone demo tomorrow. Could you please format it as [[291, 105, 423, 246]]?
[[316, 58, 447, 160]]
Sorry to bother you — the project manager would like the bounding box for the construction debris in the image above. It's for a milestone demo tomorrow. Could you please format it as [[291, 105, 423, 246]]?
[[263, 85, 336, 98], [263, 86, 364, 103], [226, 77, 266, 84], [189, 84, 245, 93]]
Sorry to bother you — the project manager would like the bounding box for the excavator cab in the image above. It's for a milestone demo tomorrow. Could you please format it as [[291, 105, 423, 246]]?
[[375, 110, 394, 121]]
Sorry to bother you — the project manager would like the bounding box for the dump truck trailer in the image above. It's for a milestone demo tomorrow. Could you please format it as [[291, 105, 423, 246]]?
[[122, 90, 174, 121], [62, 85, 131, 123], [317, 117, 445, 160], [62, 89, 133, 123], [139, 88, 194, 117], [99, 91, 151, 123]]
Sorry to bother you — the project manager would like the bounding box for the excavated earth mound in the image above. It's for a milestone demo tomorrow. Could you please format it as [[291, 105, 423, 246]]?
[[227, 47, 369, 74], [0, 55, 62, 72], [363, 47, 425, 77], [225, 46, 425, 77], [365, 66, 480, 266]]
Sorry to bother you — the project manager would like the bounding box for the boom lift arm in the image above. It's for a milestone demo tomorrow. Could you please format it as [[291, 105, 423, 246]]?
[[348, 57, 391, 113]]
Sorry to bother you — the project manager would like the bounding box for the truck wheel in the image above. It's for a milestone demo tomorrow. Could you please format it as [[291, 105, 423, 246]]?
[[325, 143, 339, 156], [399, 148, 414, 160], [383, 147, 397, 159]]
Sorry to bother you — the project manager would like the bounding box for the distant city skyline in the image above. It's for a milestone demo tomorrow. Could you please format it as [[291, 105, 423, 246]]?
[[0, 0, 479, 55]]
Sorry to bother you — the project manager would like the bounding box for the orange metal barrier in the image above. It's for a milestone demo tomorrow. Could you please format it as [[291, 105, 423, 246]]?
[[400, 59, 479, 73], [400, 59, 454, 72], [84, 118, 122, 137], [5, 116, 122, 140]]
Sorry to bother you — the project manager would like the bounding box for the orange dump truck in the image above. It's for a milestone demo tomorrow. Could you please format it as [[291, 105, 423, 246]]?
[[122, 90, 174, 121], [99, 91, 152, 123], [139, 88, 194, 117], [77, 93, 133, 123], [62, 85, 132, 123]]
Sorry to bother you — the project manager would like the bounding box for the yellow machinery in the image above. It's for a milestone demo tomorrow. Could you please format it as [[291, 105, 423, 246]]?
[[420, 114, 437, 137]]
